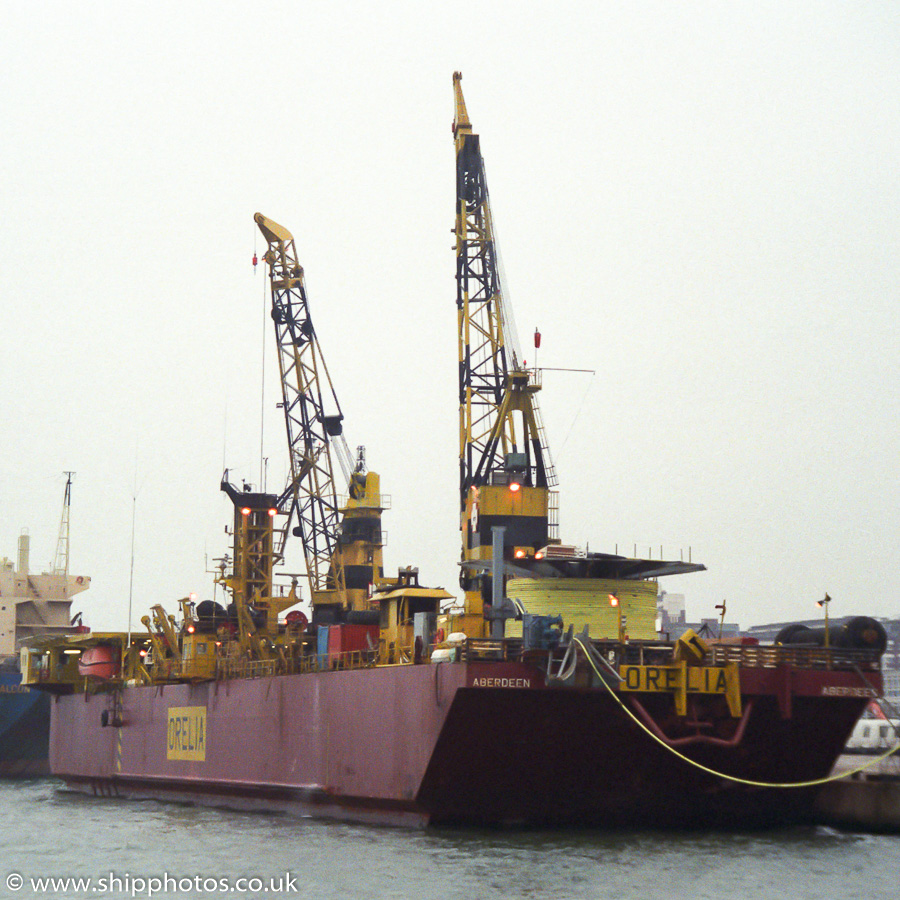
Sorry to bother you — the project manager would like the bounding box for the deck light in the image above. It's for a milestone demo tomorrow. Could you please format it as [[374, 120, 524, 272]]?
[[817, 593, 832, 649]]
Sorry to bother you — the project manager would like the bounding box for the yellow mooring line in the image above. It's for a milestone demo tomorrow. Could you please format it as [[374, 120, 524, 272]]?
[[572, 635, 899, 789]]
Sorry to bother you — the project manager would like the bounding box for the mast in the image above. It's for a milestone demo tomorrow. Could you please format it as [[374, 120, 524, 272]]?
[[51, 472, 74, 579]]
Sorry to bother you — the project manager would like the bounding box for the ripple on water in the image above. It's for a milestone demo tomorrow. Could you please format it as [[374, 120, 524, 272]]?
[[0, 780, 897, 900]]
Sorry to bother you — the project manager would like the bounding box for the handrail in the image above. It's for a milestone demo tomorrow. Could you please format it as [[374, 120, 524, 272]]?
[[706, 643, 881, 671], [216, 646, 381, 680], [427, 635, 883, 672], [463, 638, 524, 662], [216, 658, 278, 680]]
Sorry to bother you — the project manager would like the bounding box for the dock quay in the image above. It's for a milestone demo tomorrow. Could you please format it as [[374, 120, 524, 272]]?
[[815, 753, 900, 832]]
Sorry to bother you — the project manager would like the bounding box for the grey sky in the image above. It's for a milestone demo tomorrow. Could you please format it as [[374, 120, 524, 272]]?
[[2, 2, 897, 632]]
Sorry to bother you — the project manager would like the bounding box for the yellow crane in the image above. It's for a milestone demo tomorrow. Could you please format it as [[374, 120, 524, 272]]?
[[254, 213, 386, 623], [452, 74, 704, 643], [453, 72, 559, 636]]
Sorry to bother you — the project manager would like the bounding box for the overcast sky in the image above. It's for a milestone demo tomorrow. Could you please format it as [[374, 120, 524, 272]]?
[[2, 2, 897, 633]]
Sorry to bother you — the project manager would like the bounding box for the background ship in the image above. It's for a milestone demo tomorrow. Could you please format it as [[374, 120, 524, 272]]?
[[23, 75, 887, 826], [1, 474, 90, 775]]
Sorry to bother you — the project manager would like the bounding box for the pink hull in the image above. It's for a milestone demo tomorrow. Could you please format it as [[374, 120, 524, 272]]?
[[52, 664, 469, 825], [50, 661, 878, 827]]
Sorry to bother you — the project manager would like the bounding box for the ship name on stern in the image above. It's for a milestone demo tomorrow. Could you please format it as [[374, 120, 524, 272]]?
[[167, 706, 206, 761], [821, 686, 876, 697], [472, 677, 532, 688]]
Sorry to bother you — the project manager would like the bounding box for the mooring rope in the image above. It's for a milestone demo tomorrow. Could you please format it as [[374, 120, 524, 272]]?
[[572, 635, 899, 788]]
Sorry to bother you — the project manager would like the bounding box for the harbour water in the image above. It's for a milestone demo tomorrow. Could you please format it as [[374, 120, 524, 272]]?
[[2, 779, 898, 900]]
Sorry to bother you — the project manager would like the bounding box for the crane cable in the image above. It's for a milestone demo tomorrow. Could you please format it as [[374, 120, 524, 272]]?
[[259, 255, 268, 492], [572, 635, 899, 789]]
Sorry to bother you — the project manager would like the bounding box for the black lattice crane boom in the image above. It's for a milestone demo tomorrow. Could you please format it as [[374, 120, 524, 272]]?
[[254, 213, 345, 606], [253, 213, 386, 619], [453, 72, 559, 632]]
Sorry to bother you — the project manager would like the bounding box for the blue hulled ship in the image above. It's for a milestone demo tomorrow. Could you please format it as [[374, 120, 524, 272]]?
[[0, 476, 90, 775]]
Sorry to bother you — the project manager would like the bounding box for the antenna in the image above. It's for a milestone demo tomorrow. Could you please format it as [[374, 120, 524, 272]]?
[[127, 488, 137, 650], [127, 449, 140, 651]]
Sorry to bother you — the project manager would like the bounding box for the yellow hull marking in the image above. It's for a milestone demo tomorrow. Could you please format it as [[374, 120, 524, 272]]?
[[166, 706, 206, 761], [618, 663, 742, 717]]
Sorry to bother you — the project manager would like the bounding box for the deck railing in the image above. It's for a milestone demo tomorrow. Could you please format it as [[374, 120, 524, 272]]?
[[208, 636, 884, 682], [705, 642, 881, 671], [467, 637, 882, 673], [216, 647, 383, 680], [216, 658, 278, 680]]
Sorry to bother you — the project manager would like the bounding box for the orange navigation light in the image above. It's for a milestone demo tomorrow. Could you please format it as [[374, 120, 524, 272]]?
[[608, 593, 619, 607], [514, 548, 526, 559], [534, 550, 545, 560], [509, 481, 521, 493], [240, 507, 251, 516], [268, 508, 277, 517], [186, 625, 195, 634]]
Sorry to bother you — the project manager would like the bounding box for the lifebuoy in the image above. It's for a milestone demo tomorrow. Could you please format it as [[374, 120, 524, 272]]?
[[76, 576, 84, 584]]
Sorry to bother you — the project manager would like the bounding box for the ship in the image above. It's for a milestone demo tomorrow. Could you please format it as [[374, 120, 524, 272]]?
[[22, 74, 888, 827], [1, 474, 90, 775]]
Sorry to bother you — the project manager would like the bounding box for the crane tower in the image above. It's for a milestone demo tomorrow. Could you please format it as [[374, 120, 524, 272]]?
[[252, 213, 385, 621], [453, 72, 559, 634]]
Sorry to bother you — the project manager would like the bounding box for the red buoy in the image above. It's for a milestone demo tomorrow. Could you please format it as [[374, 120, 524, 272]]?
[[286, 610, 309, 630]]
